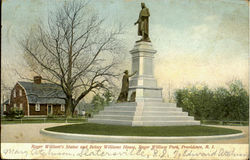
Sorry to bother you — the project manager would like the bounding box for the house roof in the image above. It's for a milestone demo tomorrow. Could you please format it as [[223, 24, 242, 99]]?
[[18, 81, 66, 104], [3, 99, 9, 105]]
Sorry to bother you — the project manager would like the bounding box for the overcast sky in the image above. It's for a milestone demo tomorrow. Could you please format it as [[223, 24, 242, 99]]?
[[2, 0, 249, 100]]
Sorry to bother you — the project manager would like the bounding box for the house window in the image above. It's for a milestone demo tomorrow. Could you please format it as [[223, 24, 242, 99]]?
[[19, 90, 22, 96], [13, 89, 16, 98], [4, 105, 6, 111], [14, 103, 17, 108], [61, 104, 65, 112], [35, 104, 40, 111], [20, 103, 23, 110]]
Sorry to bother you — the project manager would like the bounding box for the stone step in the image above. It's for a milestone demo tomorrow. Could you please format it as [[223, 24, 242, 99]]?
[[104, 106, 182, 112], [109, 102, 177, 107], [93, 115, 134, 120], [142, 106, 182, 112], [143, 102, 176, 107], [142, 121, 200, 126], [99, 111, 135, 116], [136, 98, 164, 103], [109, 102, 137, 107], [98, 110, 188, 116], [141, 116, 194, 121], [104, 106, 136, 111], [142, 111, 188, 116], [88, 119, 133, 126], [93, 115, 194, 121]]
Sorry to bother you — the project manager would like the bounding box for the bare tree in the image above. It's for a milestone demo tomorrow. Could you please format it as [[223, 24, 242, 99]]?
[[1, 60, 15, 102], [20, 1, 125, 117]]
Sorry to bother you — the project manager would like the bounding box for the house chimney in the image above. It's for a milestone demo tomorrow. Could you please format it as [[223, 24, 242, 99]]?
[[34, 76, 42, 84]]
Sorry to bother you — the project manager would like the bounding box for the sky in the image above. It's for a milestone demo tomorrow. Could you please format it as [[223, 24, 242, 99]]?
[[1, 0, 249, 101]]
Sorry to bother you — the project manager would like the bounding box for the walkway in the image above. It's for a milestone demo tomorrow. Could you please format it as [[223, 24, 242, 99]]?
[[1, 123, 248, 143]]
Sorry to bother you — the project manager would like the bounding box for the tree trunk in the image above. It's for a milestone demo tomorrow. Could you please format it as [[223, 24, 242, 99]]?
[[71, 107, 75, 117], [71, 103, 77, 117], [65, 98, 73, 118]]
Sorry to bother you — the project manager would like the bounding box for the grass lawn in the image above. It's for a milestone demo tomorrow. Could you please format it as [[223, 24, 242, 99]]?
[[45, 123, 242, 137]]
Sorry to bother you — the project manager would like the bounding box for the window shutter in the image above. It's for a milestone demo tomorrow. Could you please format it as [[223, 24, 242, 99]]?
[[13, 89, 16, 98], [61, 104, 65, 111], [35, 104, 40, 111]]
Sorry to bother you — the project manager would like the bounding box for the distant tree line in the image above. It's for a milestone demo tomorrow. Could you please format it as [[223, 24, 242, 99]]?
[[174, 80, 249, 121]]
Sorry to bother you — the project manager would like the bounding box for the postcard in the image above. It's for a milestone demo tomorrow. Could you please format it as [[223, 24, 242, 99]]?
[[1, 0, 249, 159]]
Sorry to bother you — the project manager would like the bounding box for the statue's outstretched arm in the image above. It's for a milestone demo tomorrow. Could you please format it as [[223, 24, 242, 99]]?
[[135, 13, 141, 25], [128, 71, 137, 77], [134, 20, 139, 25]]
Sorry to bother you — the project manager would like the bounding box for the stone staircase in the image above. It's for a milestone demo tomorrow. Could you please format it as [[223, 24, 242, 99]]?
[[88, 102, 200, 126]]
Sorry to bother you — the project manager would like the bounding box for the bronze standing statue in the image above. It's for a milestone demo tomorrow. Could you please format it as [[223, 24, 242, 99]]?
[[134, 2, 150, 42], [117, 70, 137, 103]]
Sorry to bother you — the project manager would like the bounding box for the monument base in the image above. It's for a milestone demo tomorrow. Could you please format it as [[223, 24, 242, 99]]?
[[128, 86, 162, 102], [88, 102, 200, 126]]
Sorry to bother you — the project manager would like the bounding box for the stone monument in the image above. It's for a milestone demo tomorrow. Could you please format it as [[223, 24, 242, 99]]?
[[134, 2, 150, 42], [88, 3, 200, 126]]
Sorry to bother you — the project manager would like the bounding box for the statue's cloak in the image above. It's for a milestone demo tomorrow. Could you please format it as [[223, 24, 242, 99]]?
[[117, 75, 129, 102], [121, 75, 129, 93], [138, 7, 150, 36]]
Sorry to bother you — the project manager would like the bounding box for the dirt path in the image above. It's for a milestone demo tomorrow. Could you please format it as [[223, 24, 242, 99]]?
[[203, 125, 249, 144], [1, 123, 248, 143], [1, 123, 93, 143]]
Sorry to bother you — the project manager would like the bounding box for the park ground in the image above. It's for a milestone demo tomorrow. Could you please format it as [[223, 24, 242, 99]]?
[[1, 123, 248, 144]]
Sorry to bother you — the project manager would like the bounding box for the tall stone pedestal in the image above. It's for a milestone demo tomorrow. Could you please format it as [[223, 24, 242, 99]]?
[[128, 41, 162, 103], [88, 41, 200, 126]]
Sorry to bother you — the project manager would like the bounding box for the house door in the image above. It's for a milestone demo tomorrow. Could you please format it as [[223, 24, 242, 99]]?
[[48, 105, 52, 115]]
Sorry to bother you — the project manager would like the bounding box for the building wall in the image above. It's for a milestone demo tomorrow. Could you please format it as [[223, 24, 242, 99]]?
[[3, 104, 10, 114], [5, 104, 10, 113], [29, 104, 47, 115], [29, 104, 64, 116], [53, 104, 64, 115], [9, 83, 28, 115]]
